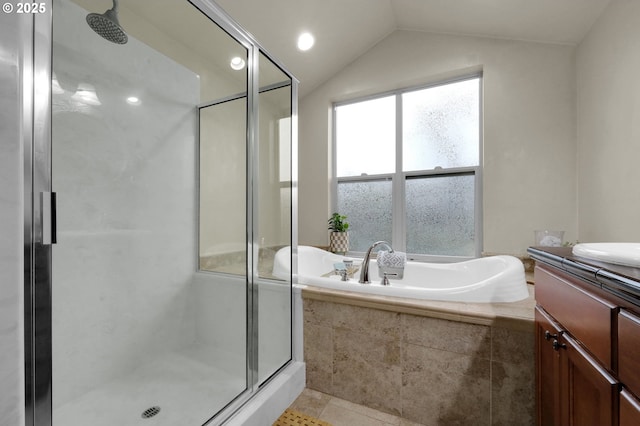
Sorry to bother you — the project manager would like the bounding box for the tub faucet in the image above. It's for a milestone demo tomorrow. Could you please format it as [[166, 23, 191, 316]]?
[[359, 241, 394, 284]]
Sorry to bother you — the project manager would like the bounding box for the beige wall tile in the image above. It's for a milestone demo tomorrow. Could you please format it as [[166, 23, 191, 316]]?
[[402, 314, 491, 358], [333, 329, 402, 415], [302, 296, 534, 426], [334, 328, 401, 365], [491, 360, 535, 426], [332, 303, 401, 341], [491, 326, 534, 365], [402, 343, 491, 425], [304, 323, 333, 393], [304, 298, 334, 326]]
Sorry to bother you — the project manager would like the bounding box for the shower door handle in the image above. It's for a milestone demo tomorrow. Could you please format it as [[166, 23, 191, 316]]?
[[41, 191, 57, 245]]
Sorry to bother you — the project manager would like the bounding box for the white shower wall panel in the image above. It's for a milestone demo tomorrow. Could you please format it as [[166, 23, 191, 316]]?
[[0, 11, 26, 426], [52, 0, 199, 408]]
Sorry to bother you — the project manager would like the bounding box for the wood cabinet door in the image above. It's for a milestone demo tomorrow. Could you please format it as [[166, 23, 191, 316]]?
[[618, 310, 640, 396], [535, 307, 563, 426], [561, 333, 618, 426], [620, 389, 640, 426]]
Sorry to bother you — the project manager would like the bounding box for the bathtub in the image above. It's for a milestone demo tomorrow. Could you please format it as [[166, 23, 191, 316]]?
[[273, 246, 529, 303]]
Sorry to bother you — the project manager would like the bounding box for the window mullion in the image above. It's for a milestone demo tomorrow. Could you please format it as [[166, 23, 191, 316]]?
[[393, 93, 406, 252]]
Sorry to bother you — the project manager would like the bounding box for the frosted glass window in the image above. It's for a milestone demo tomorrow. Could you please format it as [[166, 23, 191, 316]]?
[[337, 180, 392, 252], [403, 79, 479, 171], [406, 175, 475, 257], [335, 96, 395, 177], [334, 75, 481, 258]]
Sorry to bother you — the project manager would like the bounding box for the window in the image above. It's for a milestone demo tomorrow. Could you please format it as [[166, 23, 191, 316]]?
[[333, 75, 482, 260]]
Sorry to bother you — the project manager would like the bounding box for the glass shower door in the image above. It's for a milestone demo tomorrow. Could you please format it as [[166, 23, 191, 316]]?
[[256, 52, 293, 384], [197, 50, 295, 387], [50, 0, 250, 424]]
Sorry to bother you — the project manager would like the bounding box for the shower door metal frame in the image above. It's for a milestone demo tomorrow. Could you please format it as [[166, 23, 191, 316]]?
[[25, 2, 54, 425], [190, 0, 299, 422], [25, 0, 298, 425]]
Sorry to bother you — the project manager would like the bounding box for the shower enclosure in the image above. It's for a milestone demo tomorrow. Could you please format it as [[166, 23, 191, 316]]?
[[23, 0, 299, 425]]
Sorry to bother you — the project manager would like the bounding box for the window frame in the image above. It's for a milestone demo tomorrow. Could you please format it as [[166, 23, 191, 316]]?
[[331, 73, 483, 261]]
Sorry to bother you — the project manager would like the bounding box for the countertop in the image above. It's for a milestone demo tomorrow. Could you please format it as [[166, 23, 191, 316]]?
[[527, 246, 640, 306]]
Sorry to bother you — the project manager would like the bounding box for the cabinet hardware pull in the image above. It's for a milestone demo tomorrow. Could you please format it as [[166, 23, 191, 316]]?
[[544, 330, 558, 341], [552, 339, 566, 351]]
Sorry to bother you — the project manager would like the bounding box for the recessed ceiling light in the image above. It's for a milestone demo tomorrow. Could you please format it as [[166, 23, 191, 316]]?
[[297, 32, 315, 51], [230, 56, 246, 70], [126, 96, 141, 105]]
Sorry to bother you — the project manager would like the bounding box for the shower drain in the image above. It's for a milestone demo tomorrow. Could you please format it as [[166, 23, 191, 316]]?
[[141, 406, 161, 419]]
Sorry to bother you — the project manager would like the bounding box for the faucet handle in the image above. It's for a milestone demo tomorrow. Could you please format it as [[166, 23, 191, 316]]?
[[381, 272, 396, 286]]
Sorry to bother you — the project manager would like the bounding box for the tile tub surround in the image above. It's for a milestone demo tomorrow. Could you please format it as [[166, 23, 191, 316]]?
[[302, 285, 535, 425]]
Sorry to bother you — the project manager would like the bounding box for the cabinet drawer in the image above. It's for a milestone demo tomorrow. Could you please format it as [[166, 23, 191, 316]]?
[[535, 265, 616, 369], [619, 310, 640, 396], [620, 389, 640, 426]]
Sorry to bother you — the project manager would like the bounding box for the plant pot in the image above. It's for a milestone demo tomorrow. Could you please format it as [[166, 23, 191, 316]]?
[[329, 231, 349, 254]]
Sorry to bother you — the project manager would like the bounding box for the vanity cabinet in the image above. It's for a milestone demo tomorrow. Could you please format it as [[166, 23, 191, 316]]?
[[618, 310, 640, 396], [618, 310, 640, 425], [535, 266, 618, 426], [620, 390, 640, 426], [529, 248, 640, 426], [534, 307, 562, 425], [560, 332, 618, 426]]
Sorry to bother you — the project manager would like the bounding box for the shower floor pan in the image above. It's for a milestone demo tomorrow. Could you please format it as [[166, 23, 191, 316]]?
[[53, 347, 245, 426]]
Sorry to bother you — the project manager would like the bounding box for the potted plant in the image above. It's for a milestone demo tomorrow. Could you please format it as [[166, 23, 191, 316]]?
[[328, 212, 349, 254]]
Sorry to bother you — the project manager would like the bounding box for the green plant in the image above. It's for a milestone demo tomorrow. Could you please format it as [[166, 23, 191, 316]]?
[[328, 212, 349, 232]]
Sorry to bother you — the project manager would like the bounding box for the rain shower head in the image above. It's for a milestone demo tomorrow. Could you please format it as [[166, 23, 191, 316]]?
[[86, 0, 128, 45]]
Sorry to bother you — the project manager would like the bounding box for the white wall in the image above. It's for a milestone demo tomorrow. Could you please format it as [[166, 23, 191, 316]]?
[[200, 100, 247, 256], [576, 0, 640, 242], [299, 30, 577, 255], [258, 88, 293, 250]]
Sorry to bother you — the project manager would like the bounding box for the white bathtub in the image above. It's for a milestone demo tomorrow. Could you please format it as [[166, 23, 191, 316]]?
[[273, 246, 529, 303]]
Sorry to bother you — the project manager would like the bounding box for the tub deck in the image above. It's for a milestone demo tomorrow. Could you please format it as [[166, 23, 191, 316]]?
[[299, 282, 535, 332]]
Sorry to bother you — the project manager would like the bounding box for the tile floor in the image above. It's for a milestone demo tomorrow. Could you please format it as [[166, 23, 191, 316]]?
[[288, 388, 425, 426]]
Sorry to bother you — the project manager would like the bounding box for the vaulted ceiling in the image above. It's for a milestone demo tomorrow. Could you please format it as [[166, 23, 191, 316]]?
[[215, 0, 612, 96]]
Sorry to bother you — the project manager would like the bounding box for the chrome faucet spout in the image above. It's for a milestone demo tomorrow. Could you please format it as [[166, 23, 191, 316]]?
[[359, 240, 394, 284]]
